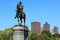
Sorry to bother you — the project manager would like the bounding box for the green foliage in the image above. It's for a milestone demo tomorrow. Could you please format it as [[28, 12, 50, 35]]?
[[0, 28, 13, 40], [40, 34, 50, 40], [52, 33, 60, 38], [42, 30, 51, 38], [28, 31, 50, 40], [51, 33, 60, 40], [28, 33, 50, 40]]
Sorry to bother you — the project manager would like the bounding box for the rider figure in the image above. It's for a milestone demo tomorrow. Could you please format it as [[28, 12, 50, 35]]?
[[17, 1, 24, 16], [17, 1, 23, 12]]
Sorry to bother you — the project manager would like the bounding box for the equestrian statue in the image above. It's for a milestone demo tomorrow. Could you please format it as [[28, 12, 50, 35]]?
[[15, 1, 26, 26]]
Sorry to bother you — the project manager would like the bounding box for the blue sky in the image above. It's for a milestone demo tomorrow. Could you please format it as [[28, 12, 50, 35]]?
[[0, 0, 60, 32]]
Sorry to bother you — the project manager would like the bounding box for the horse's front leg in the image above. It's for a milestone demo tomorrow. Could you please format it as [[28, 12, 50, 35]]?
[[18, 18, 19, 23], [20, 18, 22, 25]]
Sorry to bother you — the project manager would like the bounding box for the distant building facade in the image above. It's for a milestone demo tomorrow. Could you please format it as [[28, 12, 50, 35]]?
[[31, 22, 41, 34], [41, 27, 43, 32], [52, 26, 58, 34], [43, 22, 50, 31]]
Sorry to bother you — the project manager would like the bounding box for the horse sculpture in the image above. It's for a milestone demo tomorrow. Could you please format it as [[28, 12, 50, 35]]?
[[15, 1, 26, 26]]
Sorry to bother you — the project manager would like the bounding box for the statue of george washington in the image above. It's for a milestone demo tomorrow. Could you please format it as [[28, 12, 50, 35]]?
[[15, 1, 26, 26]]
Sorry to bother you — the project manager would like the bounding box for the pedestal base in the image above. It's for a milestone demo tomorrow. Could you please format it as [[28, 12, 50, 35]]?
[[13, 25, 28, 40]]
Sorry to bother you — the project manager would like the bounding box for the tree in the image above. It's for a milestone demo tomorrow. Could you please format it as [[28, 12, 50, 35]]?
[[52, 33, 60, 38], [0, 28, 13, 40], [28, 31, 50, 40], [42, 30, 51, 38]]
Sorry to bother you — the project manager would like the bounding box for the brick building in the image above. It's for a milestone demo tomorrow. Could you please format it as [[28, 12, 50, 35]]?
[[31, 22, 41, 34]]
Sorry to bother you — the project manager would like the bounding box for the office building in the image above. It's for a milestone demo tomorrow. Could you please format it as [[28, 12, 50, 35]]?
[[43, 22, 50, 31], [31, 22, 41, 34]]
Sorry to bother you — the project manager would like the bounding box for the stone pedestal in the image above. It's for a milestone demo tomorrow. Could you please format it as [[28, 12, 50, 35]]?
[[13, 25, 28, 40]]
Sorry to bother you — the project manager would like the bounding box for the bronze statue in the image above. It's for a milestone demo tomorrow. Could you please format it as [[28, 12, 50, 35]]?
[[15, 1, 26, 26]]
